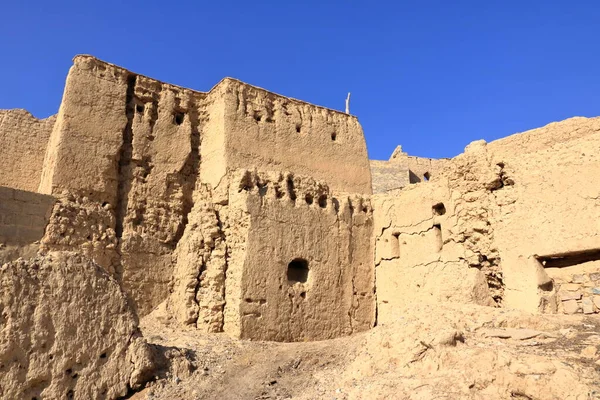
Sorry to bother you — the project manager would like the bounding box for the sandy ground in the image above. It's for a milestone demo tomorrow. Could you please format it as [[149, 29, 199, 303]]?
[[131, 303, 600, 400]]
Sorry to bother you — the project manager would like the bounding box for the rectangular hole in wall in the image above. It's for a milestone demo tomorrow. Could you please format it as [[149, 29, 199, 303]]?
[[537, 249, 600, 268], [391, 233, 400, 259], [433, 224, 442, 252], [537, 248, 600, 315]]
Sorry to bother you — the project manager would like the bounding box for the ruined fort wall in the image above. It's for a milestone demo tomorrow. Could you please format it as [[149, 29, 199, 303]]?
[[0, 110, 55, 192], [38, 56, 213, 315], [373, 117, 600, 319], [229, 170, 375, 341], [482, 117, 600, 313], [219, 79, 372, 195], [33, 55, 376, 331]]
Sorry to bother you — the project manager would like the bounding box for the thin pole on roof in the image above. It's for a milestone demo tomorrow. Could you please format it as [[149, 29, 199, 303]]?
[[345, 92, 351, 114]]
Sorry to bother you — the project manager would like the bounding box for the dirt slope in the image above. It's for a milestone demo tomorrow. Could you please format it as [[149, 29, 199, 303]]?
[[133, 303, 600, 400]]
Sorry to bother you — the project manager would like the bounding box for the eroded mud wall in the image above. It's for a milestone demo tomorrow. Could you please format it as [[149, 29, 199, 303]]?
[[373, 117, 600, 319], [219, 79, 372, 195], [0, 252, 154, 400], [37, 56, 212, 315], [0, 110, 55, 191], [228, 170, 375, 341]]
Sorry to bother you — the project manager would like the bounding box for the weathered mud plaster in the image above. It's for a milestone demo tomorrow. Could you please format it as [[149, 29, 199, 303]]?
[[0, 252, 154, 400], [29, 55, 374, 341], [0, 110, 56, 192], [227, 170, 375, 341], [374, 117, 600, 319], [0, 186, 55, 263]]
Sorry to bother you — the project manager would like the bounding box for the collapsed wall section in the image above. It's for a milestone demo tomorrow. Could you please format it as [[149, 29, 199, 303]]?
[[374, 116, 600, 319], [370, 159, 409, 193], [0, 109, 55, 191], [370, 145, 449, 193]]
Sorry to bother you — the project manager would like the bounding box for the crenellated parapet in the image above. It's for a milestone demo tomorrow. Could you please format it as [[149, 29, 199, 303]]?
[[232, 168, 372, 219]]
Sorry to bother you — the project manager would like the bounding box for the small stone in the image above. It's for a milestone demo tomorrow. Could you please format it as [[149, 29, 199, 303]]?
[[593, 296, 600, 310], [562, 300, 580, 314], [561, 283, 582, 291], [582, 298, 595, 314], [589, 272, 600, 281], [560, 290, 582, 301], [580, 346, 598, 359], [592, 287, 600, 295], [572, 274, 588, 283]]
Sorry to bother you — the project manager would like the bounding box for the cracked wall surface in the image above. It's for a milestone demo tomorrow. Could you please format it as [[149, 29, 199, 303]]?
[[0, 109, 56, 191], [374, 117, 600, 319]]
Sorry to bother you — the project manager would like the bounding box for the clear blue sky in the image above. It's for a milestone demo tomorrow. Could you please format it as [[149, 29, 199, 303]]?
[[1, 1, 599, 160]]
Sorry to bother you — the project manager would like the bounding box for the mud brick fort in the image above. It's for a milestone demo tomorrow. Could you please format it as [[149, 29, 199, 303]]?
[[1, 55, 599, 399]]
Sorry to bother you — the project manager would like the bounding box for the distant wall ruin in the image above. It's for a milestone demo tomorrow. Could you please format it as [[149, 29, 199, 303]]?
[[370, 145, 449, 193], [0, 186, 55, 263], [0, 110, 55, 191]]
